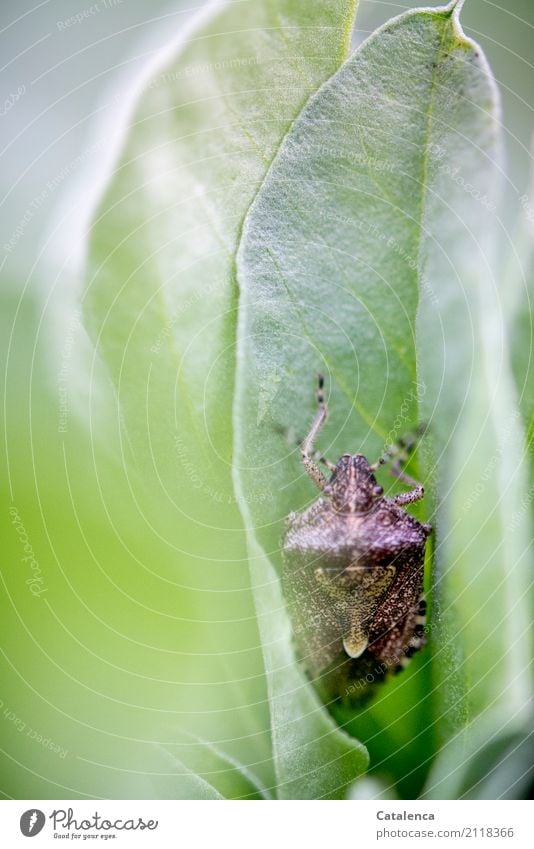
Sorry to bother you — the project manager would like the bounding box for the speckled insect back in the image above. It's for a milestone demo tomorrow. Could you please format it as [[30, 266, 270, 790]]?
[[282, 376, 431, 705]]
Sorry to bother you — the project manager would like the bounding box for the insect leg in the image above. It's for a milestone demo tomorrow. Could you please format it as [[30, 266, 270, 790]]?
[[389, 459, 421, 489], [371, 425, 426, 472], [370, 454, 425, 505], [394, 592, 427, 671], [388, 458, 424, 505], [301, 374, 329, 490], [276, 428, 336, 471], [318, 454, 337, 472], [367, 561, 425, 668], [391, 485, 424, 506]]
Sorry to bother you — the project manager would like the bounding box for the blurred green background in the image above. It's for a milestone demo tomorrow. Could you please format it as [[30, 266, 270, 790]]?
[[1, 0, 532, 799]]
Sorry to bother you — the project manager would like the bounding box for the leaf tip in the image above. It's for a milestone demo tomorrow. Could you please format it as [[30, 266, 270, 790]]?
[[437, 0, 467, 34], [440, 0, 484, 59], [445, 0, 466, 17]]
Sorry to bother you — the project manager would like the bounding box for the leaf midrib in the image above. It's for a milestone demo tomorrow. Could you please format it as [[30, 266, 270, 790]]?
[[232, 9, 463, 453]]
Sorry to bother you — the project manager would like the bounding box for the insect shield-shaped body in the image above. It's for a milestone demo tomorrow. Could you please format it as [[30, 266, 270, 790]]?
[[282, 378, 431, 705]]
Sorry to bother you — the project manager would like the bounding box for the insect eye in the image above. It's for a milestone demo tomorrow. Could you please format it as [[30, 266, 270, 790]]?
[[324, 484, 332, 496], [373, 485, 383, 496]]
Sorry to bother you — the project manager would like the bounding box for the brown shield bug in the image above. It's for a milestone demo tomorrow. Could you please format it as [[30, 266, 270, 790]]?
[[282, 376, 431, 704]]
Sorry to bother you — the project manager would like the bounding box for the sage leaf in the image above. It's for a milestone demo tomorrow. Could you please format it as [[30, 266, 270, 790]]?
[[83, 0, 364, 798], [234, 0, 532, 797]]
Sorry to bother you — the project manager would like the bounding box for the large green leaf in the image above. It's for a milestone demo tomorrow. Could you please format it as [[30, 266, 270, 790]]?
[[419, 141, 534, 802], [233, 0, 532, 798], [414, 8, 533, 796], [0, 289, 268, 800], [83, 0, 366, 799], [506, 157, 534, 441], [3, 0, 531, 805], [422, 709, 534, 799]]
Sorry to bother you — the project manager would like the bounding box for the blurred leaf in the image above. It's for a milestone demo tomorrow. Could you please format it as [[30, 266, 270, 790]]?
[[504, 151, 534, 444], [5, 0, 529, 803], [0, 288, 268, 799], [420, 138, 534, 804], [156, 722, 275, 799], [348, 775, 398, 800], [414, 4, 533, 794], [422, 707, 533, 799], [234, 535, 369, 799], [337, 654, 435, 799], [83, 0, 364, 798], [233, 0, 532, 796]]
